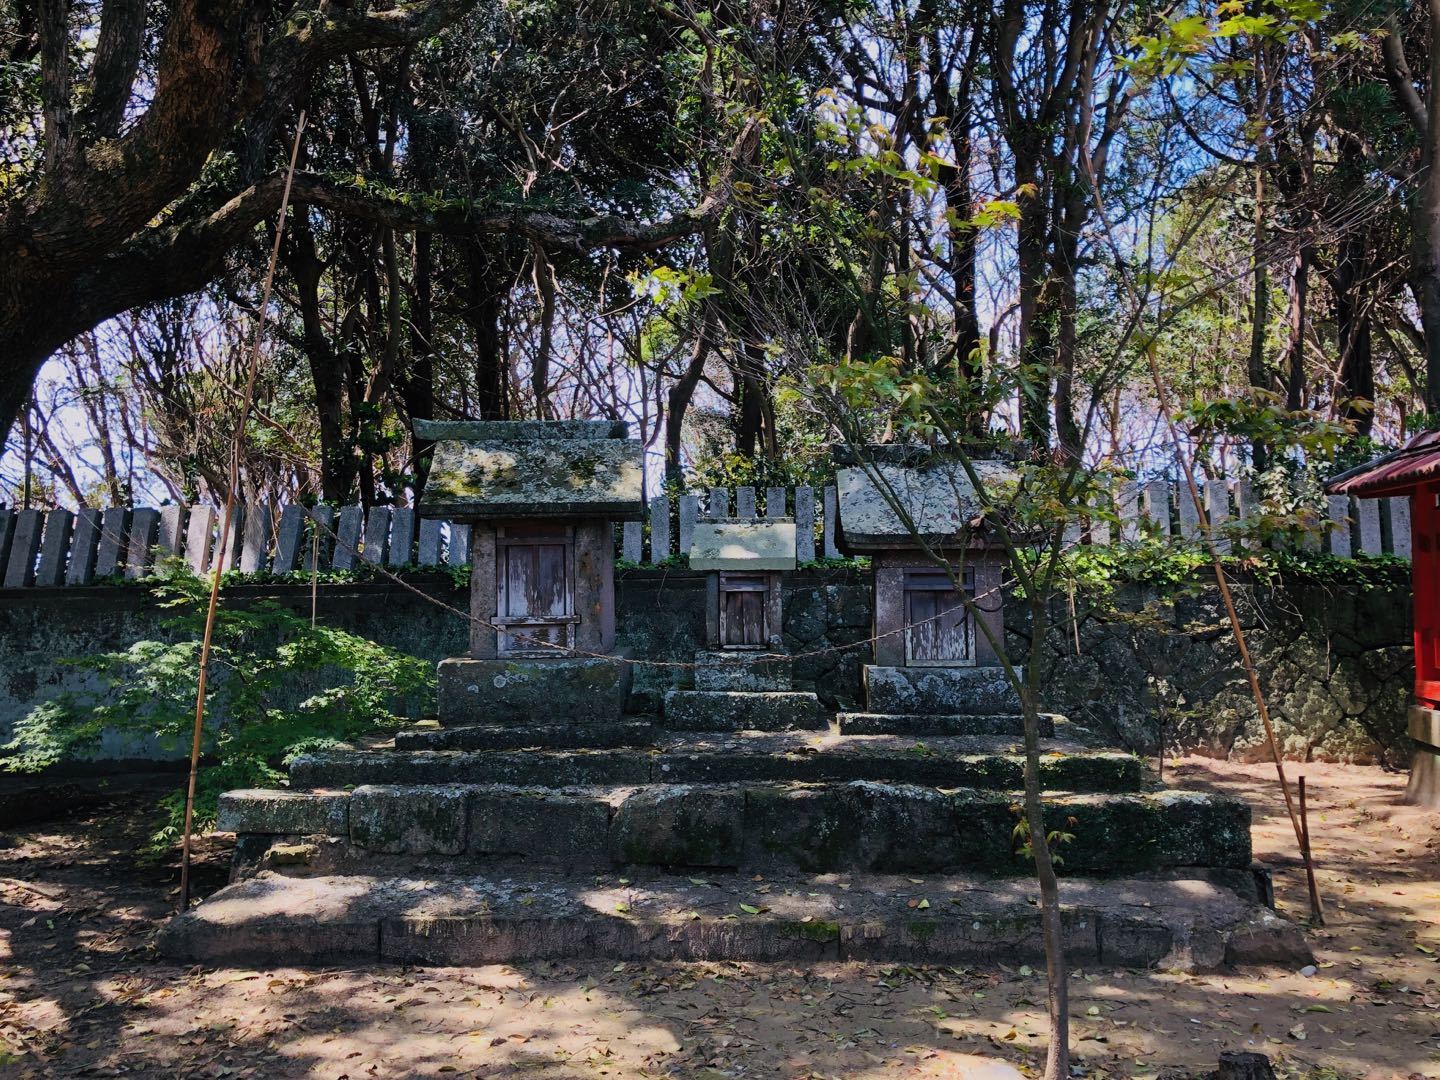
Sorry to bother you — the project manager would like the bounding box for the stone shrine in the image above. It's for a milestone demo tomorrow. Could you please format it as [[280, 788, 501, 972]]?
[[415, 419, 642, 729], [663, 517, 823, 730], [834, 444, 1019, 717], [160, 440, 1306, 973]]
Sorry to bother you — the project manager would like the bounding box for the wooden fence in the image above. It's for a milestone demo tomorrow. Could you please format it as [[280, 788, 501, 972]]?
[[0, 481, 1415, 589]]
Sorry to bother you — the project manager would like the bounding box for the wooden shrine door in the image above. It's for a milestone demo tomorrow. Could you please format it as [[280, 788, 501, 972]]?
[[496, 525, 575, 655], [719, 573, 768, 649], [903, 568, 975, 665]]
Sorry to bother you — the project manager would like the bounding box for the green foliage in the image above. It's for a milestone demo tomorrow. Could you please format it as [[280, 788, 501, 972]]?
[[1, 560, 433, 853], [1058, 539, 1409, 601], [1011, 808, 1076, 866]]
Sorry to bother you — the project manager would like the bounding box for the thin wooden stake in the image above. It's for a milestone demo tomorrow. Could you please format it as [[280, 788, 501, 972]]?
[[1141, 345, 1322, 923], [311, 525, 319, 628], [1298, 775, 1325, 926], [178, 113, 307, 912]]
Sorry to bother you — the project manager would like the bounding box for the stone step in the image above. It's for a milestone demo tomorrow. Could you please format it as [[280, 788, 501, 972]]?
[[863, 664, 1021, 714], [288, 733, 1146, 793], [395, 719, 656, 751], [661, 690, 823, 731], [692, 651, 793, 691], [835, 712, 1057, 737], [218, 781, 1247, 875], [159, 868, 1311, 971]]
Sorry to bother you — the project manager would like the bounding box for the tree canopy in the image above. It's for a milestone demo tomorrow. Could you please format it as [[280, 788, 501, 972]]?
[[1, 0, 1435, 507]]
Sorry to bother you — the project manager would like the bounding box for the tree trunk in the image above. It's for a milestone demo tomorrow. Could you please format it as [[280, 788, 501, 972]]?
[[463, 240, 509, 421]]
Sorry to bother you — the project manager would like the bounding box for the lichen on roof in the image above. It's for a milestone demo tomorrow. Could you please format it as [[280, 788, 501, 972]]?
[[416, 421, 644, 521]]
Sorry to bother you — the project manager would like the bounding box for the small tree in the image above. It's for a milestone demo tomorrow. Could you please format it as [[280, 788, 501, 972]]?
[[2, 561, 432, 853]]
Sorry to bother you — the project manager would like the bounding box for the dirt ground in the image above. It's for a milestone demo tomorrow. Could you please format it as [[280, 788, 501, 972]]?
[[1, 757, 1438, 1079]]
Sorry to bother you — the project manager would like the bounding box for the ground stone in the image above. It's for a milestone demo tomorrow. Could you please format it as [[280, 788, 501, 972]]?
[[216, 789, 349, 836], [610, 785, 744, 867], [863, 665, 1022, 714], [468, 786, 612, 866], [349, 784, 469, 855], [437, 655, 633, 727]]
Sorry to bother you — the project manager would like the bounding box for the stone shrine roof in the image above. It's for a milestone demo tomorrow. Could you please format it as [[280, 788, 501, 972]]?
[[416, 420, 644, 521], [834, 446, 1017, 552], [688, 519, 798, 571]]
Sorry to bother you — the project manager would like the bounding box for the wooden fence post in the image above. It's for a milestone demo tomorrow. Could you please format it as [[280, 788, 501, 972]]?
[[125, 507, 161, 578], [66, 508, 102, 585], [651, 495, 673, 563], [34, 509, 74, 587], [795, 485, 816, 562]]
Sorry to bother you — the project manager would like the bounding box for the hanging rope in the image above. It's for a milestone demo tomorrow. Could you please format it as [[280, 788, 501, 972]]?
[[178, 113, 308, 912]]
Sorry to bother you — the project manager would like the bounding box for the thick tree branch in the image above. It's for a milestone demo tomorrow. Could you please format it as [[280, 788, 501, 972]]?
[[1380, 16, 1427, 137], [86, 0, 148, 137]]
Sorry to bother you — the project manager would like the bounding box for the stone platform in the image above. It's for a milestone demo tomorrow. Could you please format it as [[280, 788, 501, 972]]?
[[167, 652, 1308, 969], [159, 869, 1310, 971]]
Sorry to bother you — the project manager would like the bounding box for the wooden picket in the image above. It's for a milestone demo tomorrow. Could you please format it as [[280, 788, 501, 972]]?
[[0, 480, 1419, 588]]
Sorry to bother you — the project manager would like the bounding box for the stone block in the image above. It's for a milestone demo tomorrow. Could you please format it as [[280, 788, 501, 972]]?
[[350, 785, 469, 855], [863, 664, 1021, 714], [469, 787, 611, 866], [437, 655, 633, 726], [611, 785, 744, 867], [689, 520, 797, 571], [835, 712, 1049, 737], [692, 651, 793, 691], [743, 782, 1012, 873], [290, 748, 650, 788], [218, 789, 349, 836], [661, 690, 823, 732]]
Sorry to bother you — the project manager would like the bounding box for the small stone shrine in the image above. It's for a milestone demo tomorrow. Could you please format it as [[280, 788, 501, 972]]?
[[834, 444, 1019, 716], [663, 517, 822, 730], [415, 419, 643, 727]]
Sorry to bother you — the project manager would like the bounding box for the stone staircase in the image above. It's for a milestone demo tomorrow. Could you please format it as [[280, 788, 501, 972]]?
[[160, 664, 1310, 971]]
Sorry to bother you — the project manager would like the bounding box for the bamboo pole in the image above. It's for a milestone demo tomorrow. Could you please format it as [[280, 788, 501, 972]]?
[[178, 114, 308, 912]]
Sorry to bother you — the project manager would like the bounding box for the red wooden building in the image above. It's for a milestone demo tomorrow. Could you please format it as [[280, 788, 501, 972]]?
[[1328, 431, 1440, 806]]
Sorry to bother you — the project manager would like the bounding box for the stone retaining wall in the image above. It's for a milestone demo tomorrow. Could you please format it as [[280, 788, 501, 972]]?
[[0, 564, 1412, 764]]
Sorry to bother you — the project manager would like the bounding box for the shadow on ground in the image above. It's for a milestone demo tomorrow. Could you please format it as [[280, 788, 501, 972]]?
[[1, 761, 1436, 1079]]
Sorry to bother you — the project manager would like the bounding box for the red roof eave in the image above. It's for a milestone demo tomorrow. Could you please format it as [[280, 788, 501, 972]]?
[[1326, 432, 1440, 499]]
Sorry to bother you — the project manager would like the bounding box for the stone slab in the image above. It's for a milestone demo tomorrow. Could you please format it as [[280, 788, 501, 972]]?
[[438, 655, 633, 727], [469, 787, 612, 866], [834, 454, 1018, 552], [662, 690, 824, 732], [419, 434, 644, 521], [863, 664, 1022, 714], [349, 784, 469, 855], [291, 733, 1143, 794], [159, 869, 1310, 972], [395, 720, 656, 751], [741, 782, 1250, 874], [836, 712, 1055, 738], [290, 749, 651, 789], [218, 789, 350, 836], [688, 520, 797, 571], [692, 651, 793, 691], [610, 785, 744, 867]]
